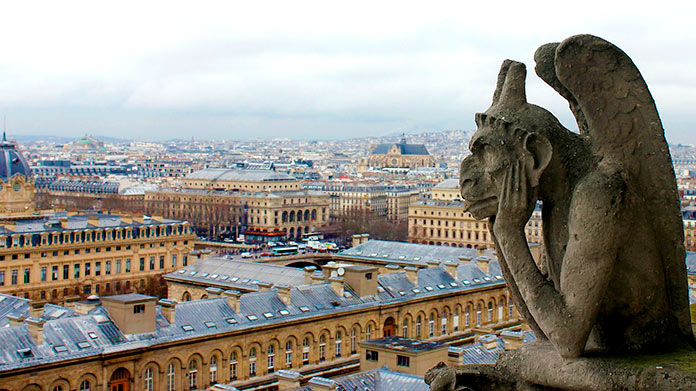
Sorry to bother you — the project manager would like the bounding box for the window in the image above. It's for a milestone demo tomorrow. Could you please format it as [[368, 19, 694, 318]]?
[[285, 341, 293, 368], [159, 256, 164, 269], [476, 304, 482, 327], [302, 338, 310, 365], [188, 360, 198, 389], [95, 262, 101, 276], [74, 264, 80, 279], [63, 265, 69, 280], [149, 256, 155, 270], [133, 304, 145, 314], [365, 272, 373, 280], [402, 319, 409, 337], [351, 328, 357, 353], [24, 268, 30, 284], [140, 258, 145, 272], [366, 350, 378, 361], [230, 352, 238, 380], [51, 266, 58, 281], [79, 380, 91, 391], [441, 312, 448, 335], [249, 348, 257, 376], [0, 271, 4, 286], [183, 255, 188, 266], [105, 261, 111, 275], [126, 259, 131, 273], [416, 316, 422, 337], [319, 335, 326, 362], [366, 325, 372, 340], [454, 309, 460, 332], [144, 367, 153, 391], [52, 386, 64, 391], [85, 262, 91, 276], [171, 255, 177, 268], [335, 331, 342, 358], [210, 355, 218, 383], [397, 355, 410, 367], [41, 267, 47, 282], [429, 314, 435, 337], [167, 363, 175, 391], [267, 345, 275, 371], [12, 269, 18, 285], [487, 302, 493, 322]]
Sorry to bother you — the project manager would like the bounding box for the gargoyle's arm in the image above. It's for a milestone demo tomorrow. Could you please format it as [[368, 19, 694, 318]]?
[[494, 169, 624, 358]]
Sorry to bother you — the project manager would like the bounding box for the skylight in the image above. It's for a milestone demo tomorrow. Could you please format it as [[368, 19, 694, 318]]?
[[299, 306, 310, 312], [53, 345, 68, 353], [201, 272, 209, 277], [463, 281, 471, 285], [231, 277, 239, 282], [189, 271, 197, 275], [17, 348, 33, 358], [412, 288, 421, 293], [210, 274, 219, 279], [225, 318, 238, 325], [178, 270, 186, 274], [88, 332, 98, 339], [263, 312, 274, 318], [279, 310, 290, 316], [449, 282, 458, 287], [399, 291, 407, 296], [473, 278, 481, 283], [425, 286, 434, 291], [247, 315, 258, 321], [181, 325, 194, 332], [437, 284, 446, 289], [484, 277, 491, 281], [221, 275, 229, 280], [204, 321, 216, 328], [77, 341, 91, 349]]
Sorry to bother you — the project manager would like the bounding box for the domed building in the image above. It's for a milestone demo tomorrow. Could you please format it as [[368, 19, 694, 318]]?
[[71, 134, 105, 151], [0, 133, 35, 215]]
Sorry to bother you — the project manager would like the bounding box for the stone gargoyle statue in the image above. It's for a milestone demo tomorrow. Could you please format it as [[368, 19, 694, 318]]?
[[426, 34, 696, 391]]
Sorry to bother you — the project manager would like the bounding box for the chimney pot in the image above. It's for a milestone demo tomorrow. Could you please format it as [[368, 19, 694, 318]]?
[[26, 317, 45, 345], [405, 266, 419, 285], [158, 299, 177, 324], [224, 290, 242, 312], [276, 284, 292, 305]]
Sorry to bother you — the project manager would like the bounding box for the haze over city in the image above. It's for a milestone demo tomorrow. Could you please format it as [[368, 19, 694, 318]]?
[[1, 0, 695, 143]]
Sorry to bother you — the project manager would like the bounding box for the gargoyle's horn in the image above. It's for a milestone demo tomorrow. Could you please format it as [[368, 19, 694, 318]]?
[[497, 61, 528, 109], [492, 60, 513, 105]]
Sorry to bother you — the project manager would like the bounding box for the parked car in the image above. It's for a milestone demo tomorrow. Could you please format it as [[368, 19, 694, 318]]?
[[241, 252, 252, 258]]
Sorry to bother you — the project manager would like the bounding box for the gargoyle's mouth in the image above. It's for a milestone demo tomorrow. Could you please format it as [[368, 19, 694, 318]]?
[[463, 196, 498, 215]]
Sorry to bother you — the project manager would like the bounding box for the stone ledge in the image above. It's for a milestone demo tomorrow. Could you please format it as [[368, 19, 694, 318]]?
[[427, 341, 696, 391]]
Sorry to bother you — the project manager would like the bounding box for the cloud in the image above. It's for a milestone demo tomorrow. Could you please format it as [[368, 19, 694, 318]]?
[[0, 0, 694, 142]]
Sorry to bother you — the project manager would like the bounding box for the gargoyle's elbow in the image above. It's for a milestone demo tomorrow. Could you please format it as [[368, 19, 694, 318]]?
[[557, 343, 583, 359]]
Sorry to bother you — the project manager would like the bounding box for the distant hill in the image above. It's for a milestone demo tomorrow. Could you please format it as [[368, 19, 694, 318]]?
[[11, 134, 131, 144]]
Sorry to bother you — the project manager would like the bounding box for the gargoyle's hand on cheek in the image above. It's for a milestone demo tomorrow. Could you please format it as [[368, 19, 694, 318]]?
[[495, 160, 534, 233]]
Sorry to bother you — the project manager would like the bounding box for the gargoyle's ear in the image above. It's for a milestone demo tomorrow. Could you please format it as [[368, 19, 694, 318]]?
[[523, 132, 552, 187]]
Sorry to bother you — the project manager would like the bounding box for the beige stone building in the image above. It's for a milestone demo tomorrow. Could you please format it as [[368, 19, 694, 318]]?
[[182, 168, 301, 191], [367, 136, 435, 169], [0, 213, 196, 302], [0, 136, 35, 217], [0, 241, 519, 391], [359, 337, 448, 377], [386, 186, 420, 222], [409, 179, 542, 248]]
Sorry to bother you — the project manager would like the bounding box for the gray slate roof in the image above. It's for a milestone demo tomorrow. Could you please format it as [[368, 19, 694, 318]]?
[[372, 142, 430, 156], [187, 168, 295, 182], [341, 240, 497, 266], [290, 367, 429, 391]]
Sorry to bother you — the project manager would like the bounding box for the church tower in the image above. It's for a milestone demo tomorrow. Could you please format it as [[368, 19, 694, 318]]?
[[0, 133, 34, 215]]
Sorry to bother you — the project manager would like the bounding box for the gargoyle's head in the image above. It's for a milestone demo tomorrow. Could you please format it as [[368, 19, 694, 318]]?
[[460, 60, 565, 219]]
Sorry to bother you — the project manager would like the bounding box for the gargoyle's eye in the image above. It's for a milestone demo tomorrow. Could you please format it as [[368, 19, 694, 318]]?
[[479, 144, 498, 167]]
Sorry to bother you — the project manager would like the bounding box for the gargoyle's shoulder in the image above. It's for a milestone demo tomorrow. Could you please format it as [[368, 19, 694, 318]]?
[[574, 162, 628, 207]]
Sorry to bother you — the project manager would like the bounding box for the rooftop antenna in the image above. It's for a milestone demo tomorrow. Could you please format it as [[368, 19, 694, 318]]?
[[3, 115, 6, 141]]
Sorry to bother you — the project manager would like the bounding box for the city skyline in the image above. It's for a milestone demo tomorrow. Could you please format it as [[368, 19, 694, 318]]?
[[1, 1, 695, 143]]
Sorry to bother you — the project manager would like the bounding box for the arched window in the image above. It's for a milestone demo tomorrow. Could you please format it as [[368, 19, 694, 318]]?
[[188, 359, 198, 389], [79, 380, 91, 391], [267, 345, 275, 372], [210, 355, 218, 384], [416, 316, 422, 337], [285, 341, 293, 368], [499, 298, 506, 320], [182, 292, 191, 302], [402, 318, 409, 337], [441, 311, 448, 335], [453, 309, 460, 332], [509, 301, 515, 317], [476, 304, 482, 327], [465, 306, 471, 327], [335, 331, 342, 358], [351, 328, 357, 353], [366, 325, 372, 340], [230, 352, 238, 380], [319, 334, 327, 361], [487, 302, 493, 322], [249, 348, 257, 376], [144, 367, 153, 391], [53, 387, 64, 391], [167, 363, 176, 391], [429, 313, 435, 337], [302, 338, 310, 365]]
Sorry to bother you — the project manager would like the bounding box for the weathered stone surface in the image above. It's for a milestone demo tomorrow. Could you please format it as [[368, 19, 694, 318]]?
[[429, 34, 696, 390]]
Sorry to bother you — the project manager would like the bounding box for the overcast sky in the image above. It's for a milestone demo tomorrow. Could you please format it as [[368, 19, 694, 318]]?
[[1, 1, 694, 143]]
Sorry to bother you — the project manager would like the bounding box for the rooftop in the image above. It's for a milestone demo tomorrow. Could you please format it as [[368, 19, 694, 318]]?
[[361, 336, 447, 353], [187, 168, 296, 182], [289, 367, 429, 391], [0, 213, 188, 236]]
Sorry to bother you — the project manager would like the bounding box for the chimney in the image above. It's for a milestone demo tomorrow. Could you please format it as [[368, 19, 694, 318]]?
[[304, 266, 317, 284], [361, 233, 370, 244], [224, 290, 242, 312], [63, 295, 80, 309], [444, 261, 458, 280], [257, 282, 273, 291], [458, 255, 473, 265], [351, 234, 362, 248], [8, 314, 26, 327], [26, 317, 45, 345], [276, 370, 302, 390], [59, 218, 69, 229], [75, 296, 101, 315], [476, 247, 486, 257], [329, 277, 344, 297], [478, 334, 498, 351], [311, 272, 326, 284], [476, 257, 490, 275], [205, 287, 223, 298], [426, 260, 440, 269], [159, 299, 176, 324], [308, 377, 337, 391], [29, 300, 46, 319], [87, 216, 100, 227], [385, 264, 401, 273], [276, 284, 292, 305], [501, 330, 525, 351], [404, 266, 419, 285]]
